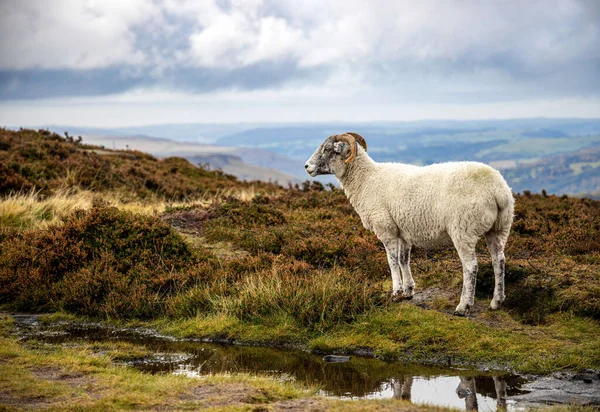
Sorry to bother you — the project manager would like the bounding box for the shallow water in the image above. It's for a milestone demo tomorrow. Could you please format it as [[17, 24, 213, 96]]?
[[7, 314, 570, 411]]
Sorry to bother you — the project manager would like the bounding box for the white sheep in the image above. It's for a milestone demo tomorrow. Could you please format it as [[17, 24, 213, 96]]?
[[305, 132, 514, 316]]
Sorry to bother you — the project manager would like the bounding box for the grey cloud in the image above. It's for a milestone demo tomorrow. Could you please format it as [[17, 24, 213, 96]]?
[[0, 0, 599, 102], [0, 61, 324, 100]]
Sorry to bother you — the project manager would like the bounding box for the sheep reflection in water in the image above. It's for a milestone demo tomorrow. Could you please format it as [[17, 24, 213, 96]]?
[[392, 375, 509, 411], [392, 376, 413, 400]]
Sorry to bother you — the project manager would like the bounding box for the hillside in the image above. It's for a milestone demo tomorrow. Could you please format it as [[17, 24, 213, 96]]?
[[79, 134, 302, 185], [501, 146, 600, 197], [0, 130, 599, 409], [0, 129, 281, 199]]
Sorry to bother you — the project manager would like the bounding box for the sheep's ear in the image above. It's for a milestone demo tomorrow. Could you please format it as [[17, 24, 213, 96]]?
[[333, 141, 345, 154]]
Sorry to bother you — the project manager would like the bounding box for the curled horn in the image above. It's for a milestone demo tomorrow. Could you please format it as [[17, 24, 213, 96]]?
[[336, 134, 358, 164], [345, 132, 367, 152], [337, 132, 367, 164]]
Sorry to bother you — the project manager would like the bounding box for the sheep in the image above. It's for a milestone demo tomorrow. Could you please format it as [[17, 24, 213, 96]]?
[[304, 132, 514, 316]]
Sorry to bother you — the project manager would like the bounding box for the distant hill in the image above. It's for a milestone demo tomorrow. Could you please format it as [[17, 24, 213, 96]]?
[[0, 129, 280, 199], [79, 134, 301, 185], [188, 153, 299, 184], [500, 146, 600, 198]]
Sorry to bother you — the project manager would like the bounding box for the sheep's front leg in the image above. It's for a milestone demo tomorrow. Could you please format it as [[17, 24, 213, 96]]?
[[398, 240, 415, 298], [382, 239, 403, 298]]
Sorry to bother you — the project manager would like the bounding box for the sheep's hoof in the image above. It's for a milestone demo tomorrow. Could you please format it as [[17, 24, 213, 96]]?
[[453, 304, 470, 317], [489, 300, 503, 310], [391, 291, 413, 302], [401, 291, 414, 300], [391, 293, 404, 303]]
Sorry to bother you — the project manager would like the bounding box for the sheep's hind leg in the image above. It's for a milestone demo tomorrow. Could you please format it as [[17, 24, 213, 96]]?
[[398, 240, 415, 299], [485, 231, 507, 310], [382, 238, 403, 300], [454, 243, 478, 316]]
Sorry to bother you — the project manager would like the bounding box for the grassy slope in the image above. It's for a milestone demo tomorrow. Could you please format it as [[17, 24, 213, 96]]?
[[0, 129, 599, 378]]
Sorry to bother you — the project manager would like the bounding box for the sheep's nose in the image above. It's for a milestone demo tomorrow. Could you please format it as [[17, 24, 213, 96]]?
[[304, 164, 309, 169]]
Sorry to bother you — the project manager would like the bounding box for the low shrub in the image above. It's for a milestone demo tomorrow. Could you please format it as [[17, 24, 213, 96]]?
[[0, 203, 197, 317]]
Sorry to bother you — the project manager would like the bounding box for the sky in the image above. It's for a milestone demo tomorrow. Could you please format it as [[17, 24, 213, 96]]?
[[0, 0, 599, 127]]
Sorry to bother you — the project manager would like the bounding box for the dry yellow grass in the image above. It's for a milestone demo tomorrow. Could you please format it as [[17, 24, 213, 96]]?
[[0, 186, 262, 230]]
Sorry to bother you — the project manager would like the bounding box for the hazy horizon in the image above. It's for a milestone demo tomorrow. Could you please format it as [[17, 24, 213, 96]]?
[[5, 116, 600, 131]]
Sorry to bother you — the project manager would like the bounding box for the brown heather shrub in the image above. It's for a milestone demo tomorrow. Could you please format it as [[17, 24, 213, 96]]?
[[201, 190, 389, 275], [511, 192, 600, 255], [0, 203, 197, 317]]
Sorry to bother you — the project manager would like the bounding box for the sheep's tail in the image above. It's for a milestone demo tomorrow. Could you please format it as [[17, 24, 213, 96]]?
[[493, 188, 514, 235]]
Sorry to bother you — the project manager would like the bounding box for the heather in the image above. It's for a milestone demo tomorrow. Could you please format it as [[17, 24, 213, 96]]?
[[0, 128, 279, 199]]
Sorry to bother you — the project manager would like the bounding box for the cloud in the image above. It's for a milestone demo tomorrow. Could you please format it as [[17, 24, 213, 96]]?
[[0, 0, 599, 111], [0, 0, 160, 70], [186, 4, 303, 68]]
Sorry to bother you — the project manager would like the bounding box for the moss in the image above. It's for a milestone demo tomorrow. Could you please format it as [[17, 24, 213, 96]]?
[[307, 305, 599, 373]]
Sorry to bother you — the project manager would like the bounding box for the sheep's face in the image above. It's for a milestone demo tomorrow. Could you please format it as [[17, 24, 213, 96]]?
[[305, 135, 351, 177]]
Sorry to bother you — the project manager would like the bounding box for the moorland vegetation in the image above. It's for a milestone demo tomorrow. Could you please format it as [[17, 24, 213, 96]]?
[[0, 129, 598, 375]]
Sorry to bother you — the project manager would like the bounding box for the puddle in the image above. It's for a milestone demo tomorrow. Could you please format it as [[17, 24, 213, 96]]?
[[10, 314, 600, 411]]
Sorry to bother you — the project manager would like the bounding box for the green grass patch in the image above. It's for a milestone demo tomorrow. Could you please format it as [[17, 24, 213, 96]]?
[[309, 305, 600, 374], [0, 316, 313, 411]]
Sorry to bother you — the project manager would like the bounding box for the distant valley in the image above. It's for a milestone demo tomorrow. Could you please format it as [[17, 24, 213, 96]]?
[[78, 135, 302, 185]]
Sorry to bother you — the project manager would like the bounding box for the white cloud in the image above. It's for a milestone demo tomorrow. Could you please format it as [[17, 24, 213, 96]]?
[[0, 0, 159, 70], [2, 0, 598, 74], [186, 2, 303, 68]]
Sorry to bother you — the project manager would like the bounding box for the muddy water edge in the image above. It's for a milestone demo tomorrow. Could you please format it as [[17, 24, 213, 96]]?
[[10, 314, 600, 410]]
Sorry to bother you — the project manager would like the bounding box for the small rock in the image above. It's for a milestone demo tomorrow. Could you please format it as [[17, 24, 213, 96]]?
[[322, 355, 350, 363]]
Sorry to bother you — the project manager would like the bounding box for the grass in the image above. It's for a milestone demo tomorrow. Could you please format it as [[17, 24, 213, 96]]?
[[0, 186, 268, 231]]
